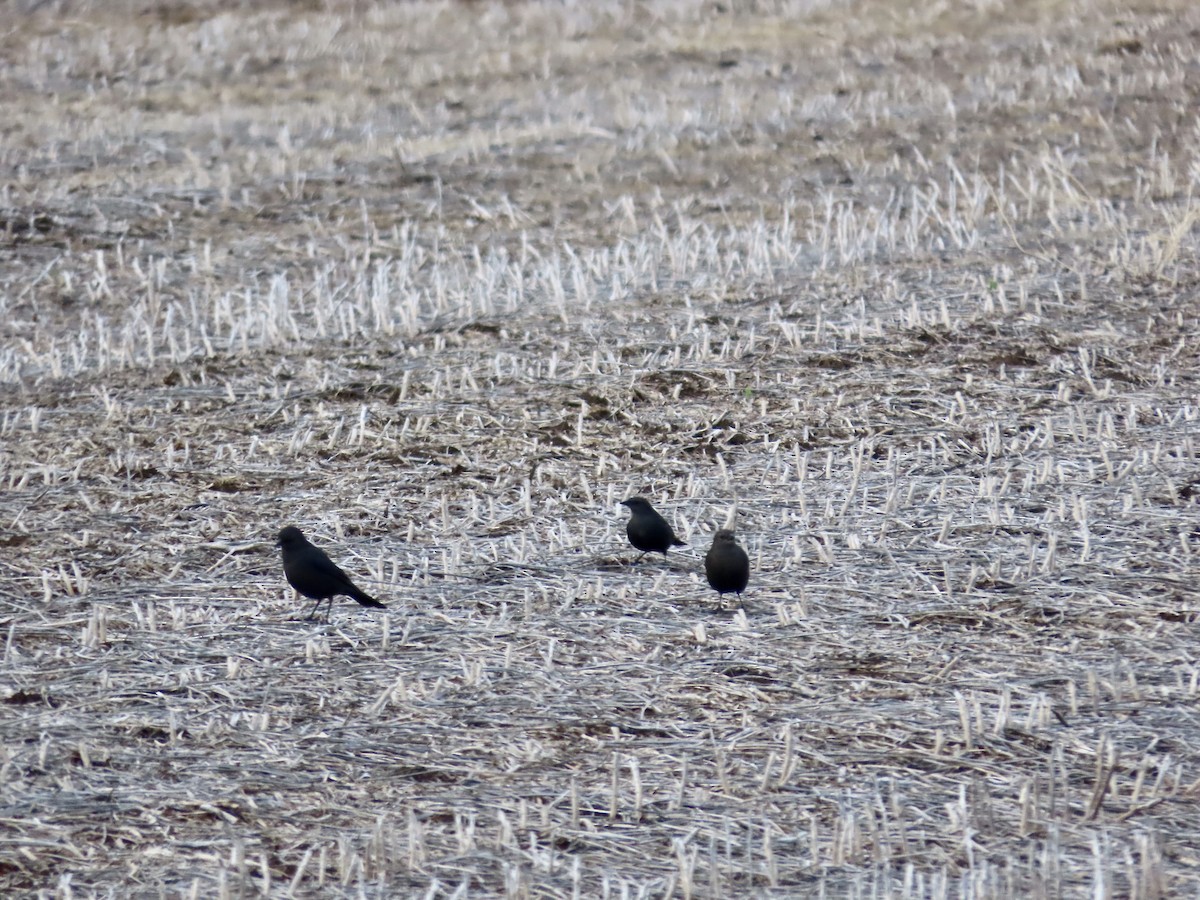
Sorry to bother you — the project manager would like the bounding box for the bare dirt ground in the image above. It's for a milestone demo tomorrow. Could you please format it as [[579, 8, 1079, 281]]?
[[2, 0, 1199, 896]]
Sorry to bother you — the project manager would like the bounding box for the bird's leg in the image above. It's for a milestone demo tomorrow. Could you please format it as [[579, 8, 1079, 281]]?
[[305, 597, 322, 621]]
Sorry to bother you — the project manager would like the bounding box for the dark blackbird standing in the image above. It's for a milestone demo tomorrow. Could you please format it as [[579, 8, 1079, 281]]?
[[704, 530, 750, 597], [276, 526, 386, 621], [620, 496, 687, 560]]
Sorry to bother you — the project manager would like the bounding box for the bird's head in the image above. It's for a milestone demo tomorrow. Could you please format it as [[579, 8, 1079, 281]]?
[[277, 526, 305, 548]]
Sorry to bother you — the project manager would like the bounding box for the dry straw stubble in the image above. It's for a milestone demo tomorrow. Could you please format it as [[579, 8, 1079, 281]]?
[[1, 0, 1199, 896]]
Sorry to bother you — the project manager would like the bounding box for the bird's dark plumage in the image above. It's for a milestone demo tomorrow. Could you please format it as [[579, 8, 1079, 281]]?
[[277, 526, 385, 621], [704, 529, 750, 596], [620, 497, 687, 560]]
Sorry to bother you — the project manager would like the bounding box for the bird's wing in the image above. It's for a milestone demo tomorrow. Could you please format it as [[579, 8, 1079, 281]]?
[[307, 551, 356, 588]]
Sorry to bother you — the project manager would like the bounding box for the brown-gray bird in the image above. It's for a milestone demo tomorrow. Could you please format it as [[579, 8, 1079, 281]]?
[[704, 530, 750, 596], [620, 497, 687, 560], [277, 526, 386, 621]]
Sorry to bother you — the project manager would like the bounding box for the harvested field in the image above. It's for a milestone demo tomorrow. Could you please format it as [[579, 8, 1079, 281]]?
[[2, 0, 1200, 896]]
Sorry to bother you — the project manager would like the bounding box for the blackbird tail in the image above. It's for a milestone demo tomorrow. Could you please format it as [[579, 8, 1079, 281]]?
[[348, 586, 386, 609]]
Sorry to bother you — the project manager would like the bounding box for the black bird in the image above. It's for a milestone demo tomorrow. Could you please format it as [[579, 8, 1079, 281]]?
[[276, 526, 386, 621], [704, 530, 750, 597], [620, 496, 687, 560]]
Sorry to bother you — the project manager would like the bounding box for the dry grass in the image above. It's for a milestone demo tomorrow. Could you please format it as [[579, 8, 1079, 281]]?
[[2, 0, 1199, 896]]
